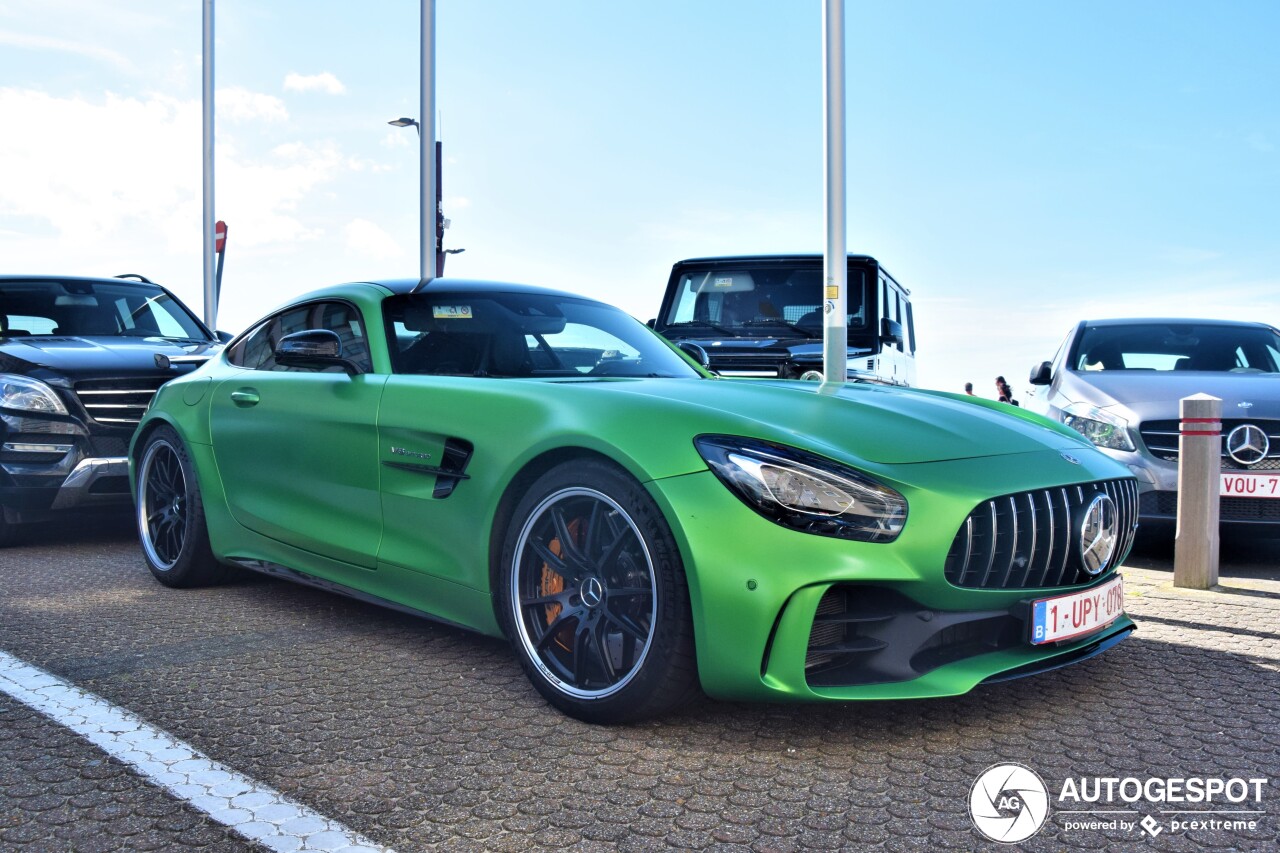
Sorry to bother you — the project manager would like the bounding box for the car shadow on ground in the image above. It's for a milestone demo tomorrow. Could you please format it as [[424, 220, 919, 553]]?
[[1126, 530, 1280, 579]]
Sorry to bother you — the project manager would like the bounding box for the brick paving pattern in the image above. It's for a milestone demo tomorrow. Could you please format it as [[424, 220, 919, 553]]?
[[1, 519, 1277, 851]]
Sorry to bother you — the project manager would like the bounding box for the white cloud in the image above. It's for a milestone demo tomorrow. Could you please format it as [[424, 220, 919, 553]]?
[[283, 72, 347, 95], [218, 141, 346, 247], [0, 29, 134, 73], [218, 87, 288, 123], [0, 88, 198, 249], [344, 218, 404, 260], [382, 130, 412, 148], [0, 87, 353, 284]]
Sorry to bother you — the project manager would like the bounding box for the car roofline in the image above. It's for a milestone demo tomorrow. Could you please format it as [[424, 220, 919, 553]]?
[[361, 277, 596, 301], [1079, 317, 1278, 330]]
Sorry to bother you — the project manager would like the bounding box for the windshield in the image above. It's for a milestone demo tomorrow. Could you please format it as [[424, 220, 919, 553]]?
[[384, 291, 701, 379], [0, 279, 210, 340], [1071, 323, 1280, 373], [662, 265, 868, 337]]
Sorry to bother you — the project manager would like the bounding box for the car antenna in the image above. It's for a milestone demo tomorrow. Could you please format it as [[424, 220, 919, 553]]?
[[115, 273, 154, 283]]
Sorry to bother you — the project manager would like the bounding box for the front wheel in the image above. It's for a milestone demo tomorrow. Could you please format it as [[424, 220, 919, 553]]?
[[136, 426, 230, 587], [497, 459, 699, 724]]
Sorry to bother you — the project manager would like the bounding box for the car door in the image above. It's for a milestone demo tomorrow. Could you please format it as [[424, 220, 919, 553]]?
[[210, 299, 387, 569]]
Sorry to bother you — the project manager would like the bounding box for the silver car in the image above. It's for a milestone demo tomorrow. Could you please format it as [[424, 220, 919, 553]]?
[[1027, 318, 1280, 534]]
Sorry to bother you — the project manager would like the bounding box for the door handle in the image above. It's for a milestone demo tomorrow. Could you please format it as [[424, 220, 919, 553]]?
[[230, 388, 260, 407]]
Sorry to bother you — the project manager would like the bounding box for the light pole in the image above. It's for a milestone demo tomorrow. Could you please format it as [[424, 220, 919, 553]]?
[[388, 117, 448, 277], [202, 0, 217, 327]]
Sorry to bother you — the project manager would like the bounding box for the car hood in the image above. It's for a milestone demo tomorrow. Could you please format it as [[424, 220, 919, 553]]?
[[1057, 370, 1280, 421], [579, 378, 1089, 465], [0, 336, 221, 374]]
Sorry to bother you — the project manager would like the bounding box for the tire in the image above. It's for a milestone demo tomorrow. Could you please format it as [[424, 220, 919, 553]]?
[[0, 508, 21, 548], [136, 426, 230, 587], [497, 459, 700, 724]]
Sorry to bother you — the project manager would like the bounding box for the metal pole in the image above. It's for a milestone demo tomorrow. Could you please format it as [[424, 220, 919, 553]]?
[[1174, 393, 1222, 589], [821, 0, 847, 385], [201, 0, 217, 327], [420, 0, 438, 283]]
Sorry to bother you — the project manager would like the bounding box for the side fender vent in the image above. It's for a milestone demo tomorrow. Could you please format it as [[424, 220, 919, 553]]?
[[433, 438, 474, 499]]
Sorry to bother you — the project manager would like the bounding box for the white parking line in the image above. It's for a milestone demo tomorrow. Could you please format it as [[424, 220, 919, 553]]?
[[0, 650, 396, 853]]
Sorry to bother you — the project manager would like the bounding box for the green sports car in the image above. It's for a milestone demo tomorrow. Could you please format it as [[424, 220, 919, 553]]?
[[130, 278, 1138, 723]]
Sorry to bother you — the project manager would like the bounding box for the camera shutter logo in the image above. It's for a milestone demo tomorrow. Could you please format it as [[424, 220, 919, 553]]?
[[1226, 424, 1269, 466], [969, 763, 1050, 843]]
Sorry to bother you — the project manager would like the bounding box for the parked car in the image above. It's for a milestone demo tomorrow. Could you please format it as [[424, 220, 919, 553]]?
[[652, 254, 916, 385], [0, 275, 224, 545], [133, 277, 1136, 723], [1028, 318, 1280, 533]]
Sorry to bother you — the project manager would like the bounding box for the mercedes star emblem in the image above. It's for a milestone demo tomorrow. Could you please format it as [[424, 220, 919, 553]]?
[[1226, 424, 1269, 467], [1078, 494, 1118, 576]]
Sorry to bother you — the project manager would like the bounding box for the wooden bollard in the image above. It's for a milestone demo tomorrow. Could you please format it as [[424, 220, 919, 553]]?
[[1174, 393, 1221, 589]]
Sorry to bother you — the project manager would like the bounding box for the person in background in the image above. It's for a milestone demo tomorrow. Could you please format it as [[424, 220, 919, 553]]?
[[964, 382, 975, 395], [995, 376, 1018, 405]]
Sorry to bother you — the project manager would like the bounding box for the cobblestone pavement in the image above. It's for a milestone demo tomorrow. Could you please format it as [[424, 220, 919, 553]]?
[[1, 517, 1277, 851]]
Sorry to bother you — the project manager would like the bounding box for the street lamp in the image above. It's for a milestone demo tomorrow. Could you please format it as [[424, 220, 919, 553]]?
[[388, 116, 448, 277]]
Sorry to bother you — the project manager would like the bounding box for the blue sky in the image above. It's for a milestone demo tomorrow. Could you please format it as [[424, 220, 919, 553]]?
[[1, 1, 1278, 396]]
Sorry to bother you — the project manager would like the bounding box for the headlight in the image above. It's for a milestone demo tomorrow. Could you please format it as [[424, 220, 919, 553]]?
[[0, 374, 68, 415], [1060, 403, 1134, 451], [695, 436, 907, 542]]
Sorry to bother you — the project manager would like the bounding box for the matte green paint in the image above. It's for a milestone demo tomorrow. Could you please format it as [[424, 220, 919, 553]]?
[[132, 281, 1136, 704]]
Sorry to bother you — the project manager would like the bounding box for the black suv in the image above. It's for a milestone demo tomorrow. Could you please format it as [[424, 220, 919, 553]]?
[[0, 275, 224, 544]]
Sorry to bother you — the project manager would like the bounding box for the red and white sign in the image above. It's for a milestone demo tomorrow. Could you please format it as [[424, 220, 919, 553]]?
[[214, 220, 227, 254], [1221, 471, 1280, 499], [1031, 576, 1124, 645]]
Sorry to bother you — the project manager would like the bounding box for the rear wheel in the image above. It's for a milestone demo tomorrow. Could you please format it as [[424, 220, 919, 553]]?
[[498, 459, 699, 723], [136, 426, 230, 587]]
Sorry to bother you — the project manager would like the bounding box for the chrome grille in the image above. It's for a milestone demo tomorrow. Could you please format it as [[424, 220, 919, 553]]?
[[73, 378, 167, 426], [1140, 419, 1280, 469], [944, 479, 1139, 590], [1141, 490, 1280, 522]]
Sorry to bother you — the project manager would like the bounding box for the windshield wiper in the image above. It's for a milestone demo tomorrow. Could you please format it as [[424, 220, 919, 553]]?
[[739, 319, 820, 338], [664, 320, 738, 336]]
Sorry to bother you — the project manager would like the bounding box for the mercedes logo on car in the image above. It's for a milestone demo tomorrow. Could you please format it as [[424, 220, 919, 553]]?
[[1226, 424, 1269, 467], [1078, 494, 1118, 576]]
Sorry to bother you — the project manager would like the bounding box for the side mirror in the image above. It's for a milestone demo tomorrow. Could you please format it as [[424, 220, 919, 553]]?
[[216, 330, 234, 344], [1029, 361, 1053, 385], [645, 318, 658, 329], [274, 329, 361, 374], [881, 317, 904, 346], [677, 340, 711, 370]]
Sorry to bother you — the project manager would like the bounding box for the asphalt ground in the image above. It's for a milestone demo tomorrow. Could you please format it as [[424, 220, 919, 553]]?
[[1, 512, 1278, 852]]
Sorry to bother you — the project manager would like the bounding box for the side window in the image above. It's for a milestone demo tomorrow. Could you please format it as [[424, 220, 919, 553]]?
[[226, 301, 372, 373], [227, 319, 276, 370]]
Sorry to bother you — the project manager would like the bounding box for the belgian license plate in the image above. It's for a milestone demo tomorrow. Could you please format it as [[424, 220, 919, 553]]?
[[1221, 472, 1280, 499], [1031, 576, 1124, 644]]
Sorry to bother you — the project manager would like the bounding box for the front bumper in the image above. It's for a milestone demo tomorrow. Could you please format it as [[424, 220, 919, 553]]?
[[0, 456, 132, 518], [1097, 447, 1280, 530], [1, 410, 133, 520], [648, 452, 1136, 703]]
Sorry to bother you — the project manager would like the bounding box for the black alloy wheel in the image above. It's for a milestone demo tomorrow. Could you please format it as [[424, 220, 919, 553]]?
[[138, 438, 187, 568], [499, 459, 698, 723], [136, 426, 229, 587]]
